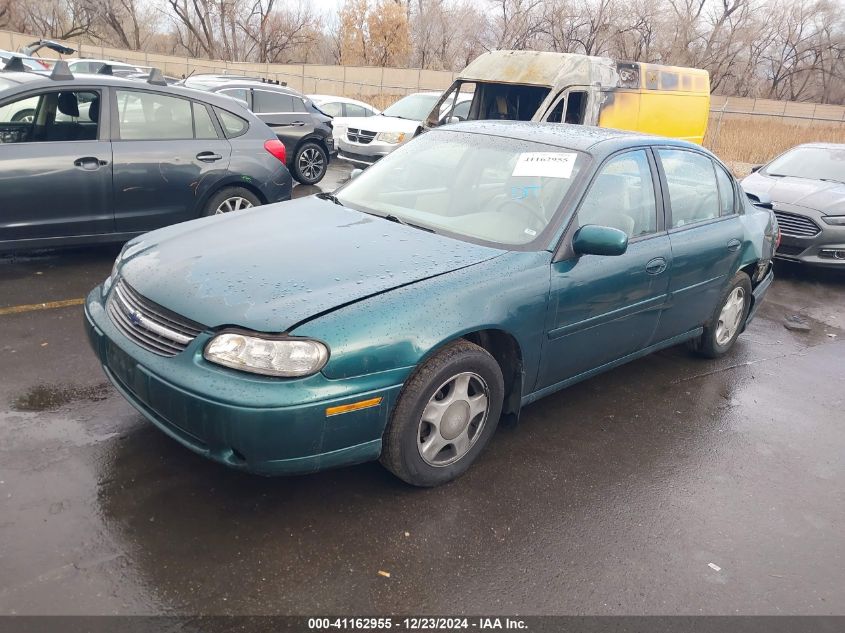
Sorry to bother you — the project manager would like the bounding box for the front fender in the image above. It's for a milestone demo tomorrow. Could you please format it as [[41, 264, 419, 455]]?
[[293, 251, 552, 392], [737, 200, 778, 275]]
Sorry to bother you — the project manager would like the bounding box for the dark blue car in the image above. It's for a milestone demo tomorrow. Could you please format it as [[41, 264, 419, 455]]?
[[0, 63, 292, 253]]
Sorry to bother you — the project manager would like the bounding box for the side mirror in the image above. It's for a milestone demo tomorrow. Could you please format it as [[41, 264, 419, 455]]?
[[746, 191, 772, 208], [750, 164, 763, 173], [350, 168, 363, 180], [572, 225, 628, 256]]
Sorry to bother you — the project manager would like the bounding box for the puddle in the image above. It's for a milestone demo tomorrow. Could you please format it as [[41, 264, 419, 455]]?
[[12, 383, 111, 412]]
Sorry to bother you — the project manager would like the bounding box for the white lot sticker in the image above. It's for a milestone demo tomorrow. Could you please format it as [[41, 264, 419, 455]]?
[[512, 152, 577, 179]]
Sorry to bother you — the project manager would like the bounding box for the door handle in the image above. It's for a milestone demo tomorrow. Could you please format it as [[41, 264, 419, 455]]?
[[727, 238, 741, 252], [645, 257, 668, 275], [196, 152, 223, 162], [73, 156, 107, 170]]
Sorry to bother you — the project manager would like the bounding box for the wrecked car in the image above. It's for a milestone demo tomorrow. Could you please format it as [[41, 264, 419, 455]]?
[[85, 122, 777, 487], [425, 50, 711, 144]]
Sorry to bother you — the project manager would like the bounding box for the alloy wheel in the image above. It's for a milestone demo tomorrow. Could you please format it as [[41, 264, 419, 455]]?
[[298, 147, 325, 181], [215, 196, 254, 215]]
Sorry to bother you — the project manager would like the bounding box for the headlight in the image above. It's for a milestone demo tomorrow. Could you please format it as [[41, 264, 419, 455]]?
[[376, 131, 406, 144], [204, 332, 329, 377], [822, 215, 845, 226]]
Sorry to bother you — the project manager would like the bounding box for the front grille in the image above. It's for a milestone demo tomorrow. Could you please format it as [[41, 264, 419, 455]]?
[[774, 210, 821, 237], [107, 278, 203, 357], [346, 128, 376, 144]]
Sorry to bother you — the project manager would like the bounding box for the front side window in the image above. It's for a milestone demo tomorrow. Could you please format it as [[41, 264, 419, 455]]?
[[336, 130, 587, 247], [220, 88, 249, 104], [253, 90, 294, 113], [0, 90, 99, 144], [658, 149, 720, 228], [577, 150, 657, 238], [116, 90, 193, 140]]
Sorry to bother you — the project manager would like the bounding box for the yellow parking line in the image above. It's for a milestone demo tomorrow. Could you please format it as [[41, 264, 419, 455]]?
[[0, 298, 85, 316]]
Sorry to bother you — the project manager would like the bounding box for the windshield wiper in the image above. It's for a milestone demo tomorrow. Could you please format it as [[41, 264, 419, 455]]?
[[364, 211, 434, 233], [820, 178, 845, 185], [316, 192, 344, 206]]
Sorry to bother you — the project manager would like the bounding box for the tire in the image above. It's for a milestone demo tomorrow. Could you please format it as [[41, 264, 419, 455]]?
[[202, 186, 261, 217], [381, 339, 504, 487], [690, 271, 753, 359], [291, 141, 328, 185]]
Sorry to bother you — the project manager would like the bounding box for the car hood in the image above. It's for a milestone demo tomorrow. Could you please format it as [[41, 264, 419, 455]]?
[[742, 172, 845, 215], [118, 197, 504, 332], [336, 115, 422, 134]]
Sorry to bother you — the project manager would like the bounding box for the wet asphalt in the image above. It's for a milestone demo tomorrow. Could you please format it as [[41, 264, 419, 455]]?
[[1, 161, 844, 616]]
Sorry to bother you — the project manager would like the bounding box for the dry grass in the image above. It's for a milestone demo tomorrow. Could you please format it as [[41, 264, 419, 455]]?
[[343, 93, 404, 111], [704, 116, 845, 165]]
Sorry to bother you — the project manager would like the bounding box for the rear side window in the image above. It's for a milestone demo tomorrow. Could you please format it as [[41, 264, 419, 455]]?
[[254, 90, 294, 113], [214, 107, 249, 138], [658, 149, 720, 228], [193, 102, 219, 139], [116, 90, 193, 140], [715, 163, 736, 216]]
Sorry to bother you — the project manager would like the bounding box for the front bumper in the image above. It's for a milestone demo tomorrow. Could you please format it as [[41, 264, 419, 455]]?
[[336, 138, 399, 167], [84, 286, 404, 476]]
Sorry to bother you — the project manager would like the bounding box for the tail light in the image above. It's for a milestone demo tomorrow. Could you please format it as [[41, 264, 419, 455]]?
[[264, 139, 286, 165]]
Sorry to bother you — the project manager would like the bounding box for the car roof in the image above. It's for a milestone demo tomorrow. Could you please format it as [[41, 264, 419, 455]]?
[[794, 142, 845, 150], [0, 70, 254, 111], [184, 75, 303, 95], [438, 120, 706, 156], [308, 94, 375, 108]]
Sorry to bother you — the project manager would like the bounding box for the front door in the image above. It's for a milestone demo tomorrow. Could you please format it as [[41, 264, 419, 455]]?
[[0, 88, 112, 243], [538, 148, 671, 389], [111, 89, 232, 233]]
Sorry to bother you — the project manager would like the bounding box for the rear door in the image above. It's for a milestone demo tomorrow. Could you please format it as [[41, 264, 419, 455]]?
[[0, 87, 112, 242], [651, 148, 745, 341], [251, 88, 313, 148], [110, 88, 232, 233]]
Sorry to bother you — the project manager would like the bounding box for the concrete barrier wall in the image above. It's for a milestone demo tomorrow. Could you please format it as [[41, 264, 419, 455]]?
[[0, 29, 456, 98], [4, 28, 844, 121]]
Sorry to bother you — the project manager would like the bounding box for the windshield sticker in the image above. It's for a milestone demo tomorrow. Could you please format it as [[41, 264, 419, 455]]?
[[512, 152, 577, 179], [511, 184, 541, 200]]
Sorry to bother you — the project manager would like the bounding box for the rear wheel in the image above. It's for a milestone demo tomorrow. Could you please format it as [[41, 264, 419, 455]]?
[[291, 141, 328, 185], [690, 271, 752, 358], [381, 340, 504, 487], [202, 186, 261, 217]]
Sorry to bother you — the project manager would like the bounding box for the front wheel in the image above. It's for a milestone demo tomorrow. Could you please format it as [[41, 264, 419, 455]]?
[[381, 340, 504, 487], [690, 271, 752, 358], [291, 141, 328, 185]]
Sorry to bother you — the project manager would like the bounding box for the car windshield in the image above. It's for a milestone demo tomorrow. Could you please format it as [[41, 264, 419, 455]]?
[[382, 94, 440, 120], [336, 130, 587, 247], [765, 146, 845, 183]]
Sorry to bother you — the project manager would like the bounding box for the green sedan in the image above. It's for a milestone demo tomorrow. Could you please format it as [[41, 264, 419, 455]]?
[[85, 122, 778, 487]]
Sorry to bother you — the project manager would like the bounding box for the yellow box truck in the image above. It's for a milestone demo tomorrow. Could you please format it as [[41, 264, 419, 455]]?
[[424, 50, 711, 144]]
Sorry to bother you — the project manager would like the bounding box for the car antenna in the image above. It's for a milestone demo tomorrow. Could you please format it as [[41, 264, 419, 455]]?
[[50, 60, 73, 81], [1, 56, 27, 73], [147, 68, 167, 86], [97, 63, 114, 75]]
